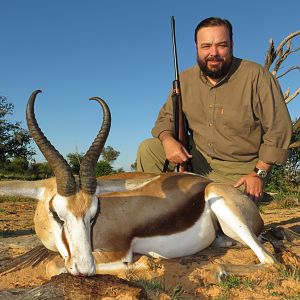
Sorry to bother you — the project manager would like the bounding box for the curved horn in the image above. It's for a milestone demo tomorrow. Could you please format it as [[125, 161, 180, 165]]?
[[26, 90, 76, 196], [79, 97, 111, 194]]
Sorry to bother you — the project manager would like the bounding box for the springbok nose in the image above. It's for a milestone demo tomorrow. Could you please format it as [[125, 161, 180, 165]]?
[[72, 261, 96, 277]]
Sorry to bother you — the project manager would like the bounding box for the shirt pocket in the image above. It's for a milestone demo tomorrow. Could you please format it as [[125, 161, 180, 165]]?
[[214, 104, 253, 136]]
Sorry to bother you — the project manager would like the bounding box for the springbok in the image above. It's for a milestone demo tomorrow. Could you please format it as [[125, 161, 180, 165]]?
[[0, 90, 276, 278]]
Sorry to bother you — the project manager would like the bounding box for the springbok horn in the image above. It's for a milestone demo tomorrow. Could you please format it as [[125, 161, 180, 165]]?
[[79, 97, 111, 194], [26, 90, 76, 196]]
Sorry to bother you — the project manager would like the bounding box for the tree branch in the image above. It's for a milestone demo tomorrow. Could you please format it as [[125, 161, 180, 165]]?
[[277, 66, 300, 80], [264, 30, 300, 73], [285, 88, 300, 104]]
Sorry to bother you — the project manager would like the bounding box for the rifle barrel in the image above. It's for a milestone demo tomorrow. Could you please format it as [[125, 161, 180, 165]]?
[[171, 16, 179, 82]]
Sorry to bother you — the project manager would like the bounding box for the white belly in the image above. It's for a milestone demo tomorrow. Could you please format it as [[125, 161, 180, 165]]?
[[132, 203, 216, 258]]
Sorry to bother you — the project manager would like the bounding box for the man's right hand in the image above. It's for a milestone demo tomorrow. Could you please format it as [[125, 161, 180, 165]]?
[[159, 131, 192, 164]]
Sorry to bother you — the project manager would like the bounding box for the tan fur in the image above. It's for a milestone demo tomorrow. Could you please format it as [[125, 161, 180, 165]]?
[[99, 172, 158, 180], [67, 191, 93, 219], [205, 183, 264, 236], [92, 173, 210, 252], [0, 172, 275, 278], [34, 202, 53, 248], [93, 250, 129, 264]]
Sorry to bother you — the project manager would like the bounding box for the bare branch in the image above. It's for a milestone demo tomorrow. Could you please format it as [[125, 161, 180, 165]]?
[[274, 30, 300, 57], [277, 66, 300, 79], [273, 47, 300, 76], [283, 87, 290, 99], [272, 40, 291, 75], [292, 117, 300, 132], [264, 38, 275, 70], [264, 30, 300, 74], [285, 88, 300, 104], [264, 30, 300, 107], [289, 141, 300, 148], [288, 119, 300, 149]]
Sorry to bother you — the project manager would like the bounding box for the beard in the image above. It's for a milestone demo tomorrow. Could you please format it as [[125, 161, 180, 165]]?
[[197, 54, 232, 80]]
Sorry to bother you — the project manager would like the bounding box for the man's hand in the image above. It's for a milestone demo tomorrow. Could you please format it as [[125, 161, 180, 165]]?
[[159, 131, 192, 164], [234, 172, 264, 204]]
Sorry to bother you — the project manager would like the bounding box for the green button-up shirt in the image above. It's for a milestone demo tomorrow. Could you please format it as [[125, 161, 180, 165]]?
[[152, 57, 292, 165]]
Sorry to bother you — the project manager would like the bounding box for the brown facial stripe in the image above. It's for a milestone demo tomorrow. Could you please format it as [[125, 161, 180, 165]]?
[[48, 196, 54, 211], [61, 227, 71, 259]]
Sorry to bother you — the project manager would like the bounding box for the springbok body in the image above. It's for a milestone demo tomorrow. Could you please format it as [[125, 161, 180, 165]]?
[[0, 91, 275, 278]]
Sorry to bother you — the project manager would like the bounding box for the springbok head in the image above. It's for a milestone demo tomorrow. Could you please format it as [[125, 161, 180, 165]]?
[[26, 90, 111, 276]]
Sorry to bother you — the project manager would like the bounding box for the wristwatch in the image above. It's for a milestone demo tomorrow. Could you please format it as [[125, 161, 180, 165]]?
[[254, 167, 268, 179]]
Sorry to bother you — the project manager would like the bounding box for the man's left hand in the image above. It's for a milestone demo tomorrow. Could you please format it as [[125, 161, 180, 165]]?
[[234, 172, 264, 204]]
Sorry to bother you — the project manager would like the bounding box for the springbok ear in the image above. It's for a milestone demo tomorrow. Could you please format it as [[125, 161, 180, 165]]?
[[30, 178, 58, 202], [0, 179, 56, 203]]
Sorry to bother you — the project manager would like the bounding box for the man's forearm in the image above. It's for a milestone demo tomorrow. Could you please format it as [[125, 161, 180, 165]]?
[[158, 130, 173, 143]]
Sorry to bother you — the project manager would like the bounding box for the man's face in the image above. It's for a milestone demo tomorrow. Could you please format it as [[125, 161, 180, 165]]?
[[196, 25, 233, 80]]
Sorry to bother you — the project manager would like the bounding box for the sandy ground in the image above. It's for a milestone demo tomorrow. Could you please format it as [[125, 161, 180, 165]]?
[[0, 195, 299, 299]]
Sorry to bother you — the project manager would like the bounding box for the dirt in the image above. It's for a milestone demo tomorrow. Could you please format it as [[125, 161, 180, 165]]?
[[0, 196, 300, 299]]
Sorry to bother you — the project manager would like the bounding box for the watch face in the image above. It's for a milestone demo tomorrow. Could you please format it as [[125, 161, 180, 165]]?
[[258, 170, 268, 178]]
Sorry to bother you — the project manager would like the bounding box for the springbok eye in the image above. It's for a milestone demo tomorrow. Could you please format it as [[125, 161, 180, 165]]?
[[50, 209, 64, 226], [90, 215, 97, 224]]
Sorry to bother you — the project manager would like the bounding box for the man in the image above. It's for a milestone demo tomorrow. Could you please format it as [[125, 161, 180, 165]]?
[[136, 17, 292, 203]]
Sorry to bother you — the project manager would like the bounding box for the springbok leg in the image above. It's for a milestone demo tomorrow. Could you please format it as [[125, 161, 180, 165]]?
[[206, 183, 276, 265]]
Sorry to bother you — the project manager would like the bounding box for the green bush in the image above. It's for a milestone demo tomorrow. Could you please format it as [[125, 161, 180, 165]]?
[[265, 127, 300, 196]]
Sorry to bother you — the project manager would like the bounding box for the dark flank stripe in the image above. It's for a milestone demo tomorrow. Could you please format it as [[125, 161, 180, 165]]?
[[132, 176, 207, 237], [92, 173, 211, 252]]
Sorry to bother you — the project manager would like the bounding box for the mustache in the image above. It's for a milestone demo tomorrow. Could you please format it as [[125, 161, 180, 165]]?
[[206, 56, 224, 62]]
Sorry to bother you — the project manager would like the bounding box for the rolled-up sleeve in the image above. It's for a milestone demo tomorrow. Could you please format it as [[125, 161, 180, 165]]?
[[257, 71, 292, 165]]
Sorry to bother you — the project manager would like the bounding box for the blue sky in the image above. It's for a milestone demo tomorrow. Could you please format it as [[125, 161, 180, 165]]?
[[1, 0, 299, 170]]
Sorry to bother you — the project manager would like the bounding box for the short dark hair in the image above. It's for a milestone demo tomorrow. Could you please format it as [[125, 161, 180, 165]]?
[[194, 17, 233, 44]]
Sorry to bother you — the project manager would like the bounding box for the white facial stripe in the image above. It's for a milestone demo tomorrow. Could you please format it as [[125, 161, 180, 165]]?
[[51, 194, 96, 275]]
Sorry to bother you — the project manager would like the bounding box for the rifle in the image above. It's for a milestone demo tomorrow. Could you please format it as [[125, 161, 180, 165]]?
[[163, 16, 193, 173]]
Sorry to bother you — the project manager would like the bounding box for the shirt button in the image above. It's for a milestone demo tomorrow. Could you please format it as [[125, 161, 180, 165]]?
[[209, 123, 213, 127], [209, 104, 213, 108], [208, 143, 212, 147]]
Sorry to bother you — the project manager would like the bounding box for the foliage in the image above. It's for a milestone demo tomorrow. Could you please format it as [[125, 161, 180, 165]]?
[[286, 129, 300, 185], [101, 146, 120, 164], [219, 274, 241, 290], [131, 278, 185, 300], [0, 96, 35, 162], [0, 159, 54, 180], [96, 160, 113, 176], [0, 157, 28, 173], [66, 146, 122, 176], [265, 130, 300, 194], [131, 160, 137, 171], [30, 162, 54, 179], [67, 152, 83, 175]]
